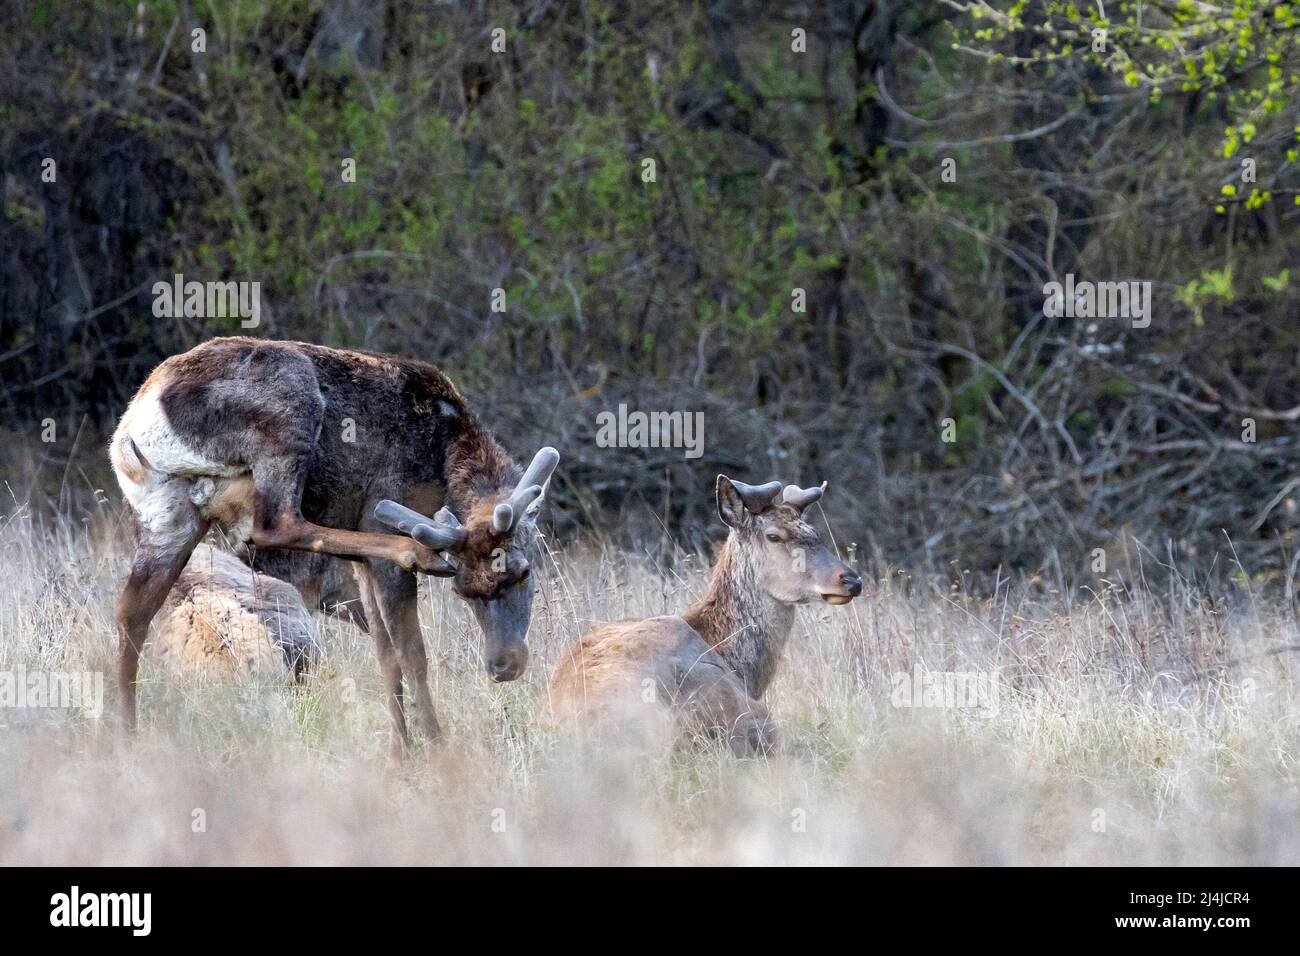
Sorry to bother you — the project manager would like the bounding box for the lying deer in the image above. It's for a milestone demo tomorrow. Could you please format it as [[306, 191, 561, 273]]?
[[548, 475, 862, 754], [153, 543, 321, 679], [110, 336, 559, 747]]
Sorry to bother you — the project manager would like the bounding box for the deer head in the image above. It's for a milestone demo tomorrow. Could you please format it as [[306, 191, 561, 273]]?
[[715, 475, 863, 606], [375, 446, 560, 682]]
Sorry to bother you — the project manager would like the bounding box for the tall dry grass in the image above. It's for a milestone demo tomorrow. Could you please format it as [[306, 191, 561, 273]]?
[[0, 493, 1297, 865]]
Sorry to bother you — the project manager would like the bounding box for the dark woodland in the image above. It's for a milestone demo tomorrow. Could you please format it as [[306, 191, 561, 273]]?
[[3, 1, 1298, 584]]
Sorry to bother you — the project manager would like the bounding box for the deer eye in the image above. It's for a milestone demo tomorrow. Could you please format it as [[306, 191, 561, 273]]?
[[765, 530, 783, 543]]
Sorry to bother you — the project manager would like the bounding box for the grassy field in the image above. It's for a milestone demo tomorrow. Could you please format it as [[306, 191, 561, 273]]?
[[1, 497, 1297, 865]]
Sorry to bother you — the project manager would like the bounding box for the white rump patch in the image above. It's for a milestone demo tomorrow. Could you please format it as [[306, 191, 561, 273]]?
[[111, 384, 242, 551], [122, 388, 236, 478]]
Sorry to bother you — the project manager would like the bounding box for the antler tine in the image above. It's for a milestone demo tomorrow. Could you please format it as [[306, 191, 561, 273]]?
[[492, 503, 513, 533], [410, 520, 466, 553], [432, 506, 462, 529], [781, 481, 828, 512], [374, 500, 466, 552], [496, 447, 560, 532], [730, 479, 783, 514], [515, 447, 560, 498], [374, 500, 432, 536], [493, 486, 544, 533]]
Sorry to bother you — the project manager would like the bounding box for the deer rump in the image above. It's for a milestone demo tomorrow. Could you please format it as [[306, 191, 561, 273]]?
[[548, 616, 776, 756], [152, 544, 322, 679]]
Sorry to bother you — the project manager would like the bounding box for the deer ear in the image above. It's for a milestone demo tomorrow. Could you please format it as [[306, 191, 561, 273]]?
[[716, 475, 746, 528]]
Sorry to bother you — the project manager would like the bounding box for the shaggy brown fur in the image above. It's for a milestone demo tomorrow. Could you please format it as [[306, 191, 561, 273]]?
[[111, 337, 555, 748]]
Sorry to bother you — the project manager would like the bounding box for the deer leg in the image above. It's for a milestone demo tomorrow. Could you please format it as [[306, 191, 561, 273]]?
[[370, 561, 443, 744], [252, 515, 444, 572], [356, 565, 409, 758], [247, 463, 442, 573], [116, 510, 208, 731], [674, 660, 777, 757]]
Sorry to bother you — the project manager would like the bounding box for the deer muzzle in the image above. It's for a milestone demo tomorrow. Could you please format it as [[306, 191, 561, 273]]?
[[468, 589, 532, 682], [820, 568, 863, 605]]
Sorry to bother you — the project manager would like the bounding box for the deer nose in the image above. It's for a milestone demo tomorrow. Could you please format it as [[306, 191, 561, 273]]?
[[488, 645, 528, 682], [489, 658, 519, 681], [840, 571, 863, 597]]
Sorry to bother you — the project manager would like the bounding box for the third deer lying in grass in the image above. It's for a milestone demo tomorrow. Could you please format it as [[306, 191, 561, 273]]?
[[152, 543, 321, 679], [548, 475, 862, 754]]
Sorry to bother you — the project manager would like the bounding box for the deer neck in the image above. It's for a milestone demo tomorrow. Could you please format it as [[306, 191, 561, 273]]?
[[444, 421, 520, 517], [682, 534, 796, 698]]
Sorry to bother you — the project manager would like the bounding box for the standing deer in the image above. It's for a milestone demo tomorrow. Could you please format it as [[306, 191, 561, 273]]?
[[110, 336, 559, 748], [548, 475, 862, 754]]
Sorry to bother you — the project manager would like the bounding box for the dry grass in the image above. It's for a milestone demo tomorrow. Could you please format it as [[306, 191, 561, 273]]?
[[1, 496, 1298, 865]]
